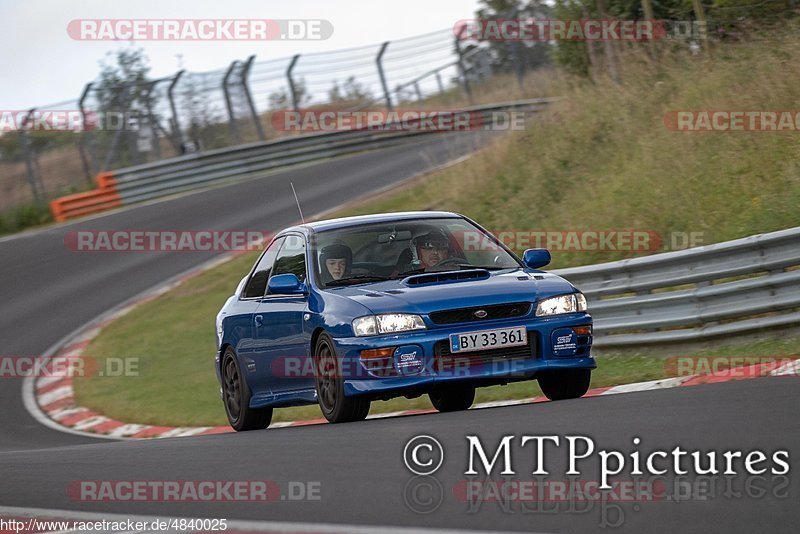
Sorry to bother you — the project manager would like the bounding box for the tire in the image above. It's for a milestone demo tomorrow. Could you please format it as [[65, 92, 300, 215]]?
[[314, 333, 370, 423], [222, 347, 273, 431], [429, 385, 476, 412], [538, 369, 591, 401]]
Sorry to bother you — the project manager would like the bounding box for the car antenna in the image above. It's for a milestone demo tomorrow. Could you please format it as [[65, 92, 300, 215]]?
[[290, 182, 305, 224]]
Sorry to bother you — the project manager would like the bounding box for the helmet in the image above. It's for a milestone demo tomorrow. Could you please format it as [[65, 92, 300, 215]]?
[[319, 241, 352, 280], [408, 227, 450, 268], [412, 228, 450, 251]]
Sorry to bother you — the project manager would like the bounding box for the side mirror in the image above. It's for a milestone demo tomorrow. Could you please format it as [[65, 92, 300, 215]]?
[[522, 248, 551, 269], [267, 273, 306, 295]]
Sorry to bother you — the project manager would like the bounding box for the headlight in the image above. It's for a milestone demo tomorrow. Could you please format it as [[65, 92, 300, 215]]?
[[535, 293, 588, 316], [352, 314, 426, 336]]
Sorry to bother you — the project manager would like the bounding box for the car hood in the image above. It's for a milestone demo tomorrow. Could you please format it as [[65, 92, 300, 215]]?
[[324, 269, 576, 316]]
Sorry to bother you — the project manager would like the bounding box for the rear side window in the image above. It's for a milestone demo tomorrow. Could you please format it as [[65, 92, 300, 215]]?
[[242, 237, 284, 298], [270, 234, 307, 289]]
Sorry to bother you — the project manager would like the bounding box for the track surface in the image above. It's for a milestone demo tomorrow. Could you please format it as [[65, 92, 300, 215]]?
[[0, 132, 797, 532]]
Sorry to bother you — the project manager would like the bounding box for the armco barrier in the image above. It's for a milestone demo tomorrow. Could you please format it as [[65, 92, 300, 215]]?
[[49, 172, 120, 222], [553, 227, 800, 347], [49, 99, 554, 221]]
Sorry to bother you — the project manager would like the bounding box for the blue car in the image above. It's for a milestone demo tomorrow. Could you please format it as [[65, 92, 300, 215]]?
[[215, 211, 595, 430]]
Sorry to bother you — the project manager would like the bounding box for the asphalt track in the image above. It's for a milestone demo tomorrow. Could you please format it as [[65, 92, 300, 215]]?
[[0, 131, 797, 532]]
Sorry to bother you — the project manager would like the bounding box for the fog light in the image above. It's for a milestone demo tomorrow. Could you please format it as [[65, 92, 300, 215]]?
[[361, 347, 395, 359], [572, 325, 592, 335]]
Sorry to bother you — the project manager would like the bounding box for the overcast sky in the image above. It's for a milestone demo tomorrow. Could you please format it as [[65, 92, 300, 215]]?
[[1, 0, 481, 110]]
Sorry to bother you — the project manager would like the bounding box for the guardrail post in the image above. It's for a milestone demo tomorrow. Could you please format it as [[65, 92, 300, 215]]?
[[222, 60, 241, 144], [167, 70, 185, 151], [78, 82, 98, 184], [287, 54, 301, 111], [241, 55, 265, 140], [376, 41, 393, 111], [19, 108, 43, 205], [435, 72, 445, 94], [454, 27, 473, 104]]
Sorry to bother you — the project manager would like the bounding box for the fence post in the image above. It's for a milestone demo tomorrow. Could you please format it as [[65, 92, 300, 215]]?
[[376, 41, 393, 111], [101, 83, 133, 171], [414, 81, 423, 102], [78, 82, 98, 184], [287, 54, 301, 111], [435, 71, 445, 94], [143, 81, 162, 160], [222, 60, 241, 144], [167, 70, 185, 150], [19, 109, 43, 205], [454, 26, 473, 104], [241, 55, 265, 141]]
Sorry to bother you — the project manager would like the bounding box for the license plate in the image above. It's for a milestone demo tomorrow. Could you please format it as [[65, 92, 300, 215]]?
[[450, 326, 527, 353]]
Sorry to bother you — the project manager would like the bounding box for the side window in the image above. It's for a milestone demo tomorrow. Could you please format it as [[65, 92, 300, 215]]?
[[270, 234, 307, 291], [242, 237, 284, 298]]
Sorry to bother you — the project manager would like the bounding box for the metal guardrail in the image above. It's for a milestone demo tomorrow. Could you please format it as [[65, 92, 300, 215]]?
[[49, 99, 554, 221], [553, 227, 800, 347]]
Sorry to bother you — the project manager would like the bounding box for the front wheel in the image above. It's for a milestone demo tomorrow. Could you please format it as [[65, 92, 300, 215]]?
[[314, 333, 370, 423], [222, 348, 273, 431], [538, 369, 591, 401], [429, 385, 475, 412]]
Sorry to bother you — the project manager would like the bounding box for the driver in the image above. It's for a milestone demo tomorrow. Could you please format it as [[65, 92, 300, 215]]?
[[411, 228, 451, 269], [319, 241, 352, 282]]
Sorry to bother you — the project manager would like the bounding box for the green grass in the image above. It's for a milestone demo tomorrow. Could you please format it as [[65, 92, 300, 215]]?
[[75, 33, 800, 427], [0, 202, 53, 236]]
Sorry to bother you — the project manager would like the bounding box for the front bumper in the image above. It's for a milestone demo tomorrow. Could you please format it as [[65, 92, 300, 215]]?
[[331, 312, 596, 398]]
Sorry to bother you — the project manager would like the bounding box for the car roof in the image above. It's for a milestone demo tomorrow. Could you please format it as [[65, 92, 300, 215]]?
[[282, 211, 464, 235]]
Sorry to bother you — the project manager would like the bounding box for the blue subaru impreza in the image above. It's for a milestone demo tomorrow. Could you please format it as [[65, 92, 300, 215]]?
[[215, 211, 595, 430]]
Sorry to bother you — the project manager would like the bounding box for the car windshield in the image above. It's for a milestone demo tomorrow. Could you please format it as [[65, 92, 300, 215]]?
[[312, 216, 522, 288]]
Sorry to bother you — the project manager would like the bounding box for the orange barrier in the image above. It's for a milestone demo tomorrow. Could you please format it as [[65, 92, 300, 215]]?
[[50, 172, 121, 222]]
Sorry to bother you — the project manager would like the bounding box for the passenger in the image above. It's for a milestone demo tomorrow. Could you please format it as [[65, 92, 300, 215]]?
[[319, 242, 353, 282]]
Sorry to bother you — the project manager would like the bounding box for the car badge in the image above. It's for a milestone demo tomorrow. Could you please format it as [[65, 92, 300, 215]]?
[[474, 309, 488, 319]]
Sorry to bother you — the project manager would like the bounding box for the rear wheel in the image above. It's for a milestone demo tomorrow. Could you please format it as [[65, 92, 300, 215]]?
[[314, 333, 370, 423], [429, 385, 476, 412], [538, 369, 591, 401], [222, 347, 272, 431]]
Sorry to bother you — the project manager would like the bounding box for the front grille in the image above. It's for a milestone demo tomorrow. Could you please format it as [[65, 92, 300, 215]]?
[[429, 302, 531, 325], [434, 332, 537, 371]]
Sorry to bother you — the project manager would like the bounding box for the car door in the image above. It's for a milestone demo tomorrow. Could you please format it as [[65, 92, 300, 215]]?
[[236, 236, 284, 399], [254, 233, 313, 395]]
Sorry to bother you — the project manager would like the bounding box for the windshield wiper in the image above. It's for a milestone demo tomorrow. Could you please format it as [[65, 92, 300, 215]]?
[[326, 275, 392, 287]]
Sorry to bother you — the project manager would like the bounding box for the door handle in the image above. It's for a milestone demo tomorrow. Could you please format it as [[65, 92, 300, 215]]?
[[254, 315, 263, 328]]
